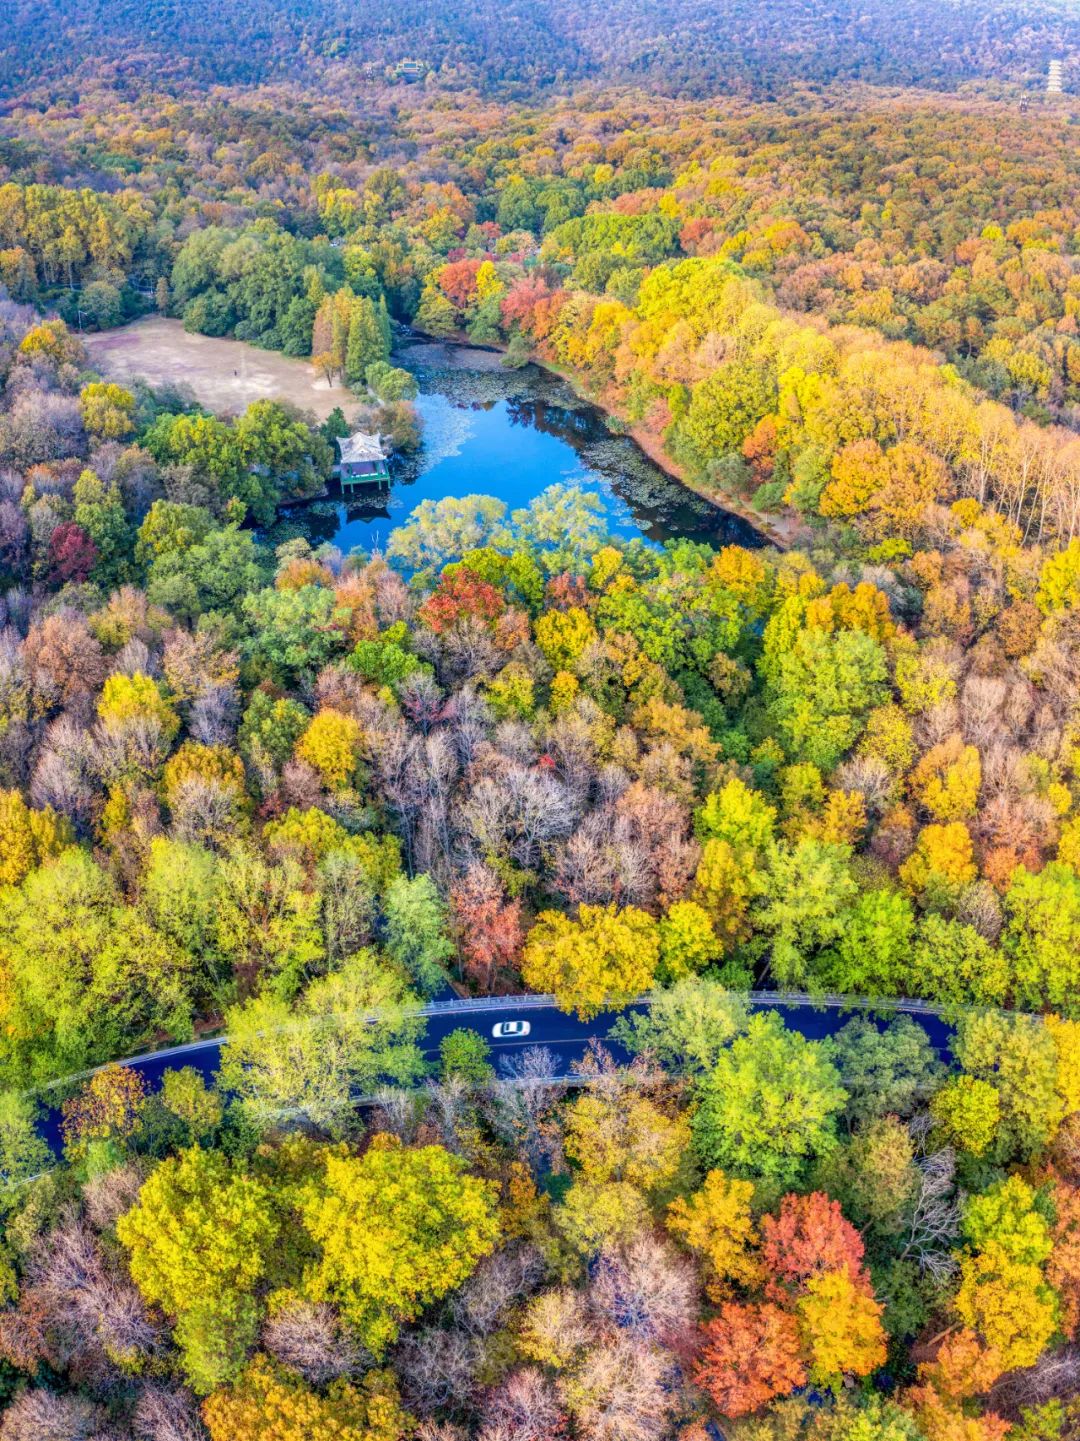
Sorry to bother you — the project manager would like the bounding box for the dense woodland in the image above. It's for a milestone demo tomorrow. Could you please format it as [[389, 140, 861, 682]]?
[[5, 8, 1080, 1440], [1, 0, 1079, 94]]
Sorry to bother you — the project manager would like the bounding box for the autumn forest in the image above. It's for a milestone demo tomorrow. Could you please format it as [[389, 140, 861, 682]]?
[[2, 4, 1080, 1440]]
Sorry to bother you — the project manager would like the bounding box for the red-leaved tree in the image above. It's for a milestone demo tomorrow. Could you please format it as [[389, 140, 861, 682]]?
[[694, 1301, 806, 1417], [438, 259, 482, 311], [450, 862, 524, 990], [500, 275, 551, 332], [759, 1191, 868, 1301], [47, 521, 97, 584], [419, 568, 505, 635]]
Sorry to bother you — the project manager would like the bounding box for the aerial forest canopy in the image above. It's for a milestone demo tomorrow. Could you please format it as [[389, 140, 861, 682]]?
[[1, 0, 1079, 93], [3, 3, 1080, 1439]]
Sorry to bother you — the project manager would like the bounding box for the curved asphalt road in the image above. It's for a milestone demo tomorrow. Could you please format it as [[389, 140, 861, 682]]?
[[51, 989, 959, 1097], [31, 991, 962, 1155]]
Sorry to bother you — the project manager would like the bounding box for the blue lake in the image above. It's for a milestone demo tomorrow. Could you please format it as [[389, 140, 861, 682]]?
[[278, 338, 765, 555]]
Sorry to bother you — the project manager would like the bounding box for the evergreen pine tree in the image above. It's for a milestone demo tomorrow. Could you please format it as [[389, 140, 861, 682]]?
[[345, 296, 391, 387]]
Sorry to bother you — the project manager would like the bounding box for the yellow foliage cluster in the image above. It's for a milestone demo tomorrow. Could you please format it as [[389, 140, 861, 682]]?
[[900, 822, 978, 898], [202, 1356, 410, 1441], [955, 1247, 1057, 1372], [796, 1269, 887, 1386], [910, 736, 982, 822], [533, 605, 597, 671], [521, 902, 660, 1019], [0, 788, 73, 886], [163, 742, 247, 809], [97, 671, 180, 742], [666, 1168, 761, 1298], [295, 710, 364, 790]]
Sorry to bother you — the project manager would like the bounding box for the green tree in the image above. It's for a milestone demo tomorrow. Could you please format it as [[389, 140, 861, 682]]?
[[812, 1115, 919, 1241], [764, 625, 888, 771], [117, 1147, 280, 1391], [135, 500, 213, 567], [816, 889, 916, 997], [140, 838, 225, 1003], [511, 484, 608, 568], [612, 977, 750, 1075], [909, 915, 1010, 1008], [386, 494, 508, 572], [348, 635, 428, 693], [692, 1012, 847, 1198], [365, 360, 418, 401], [147, 524, 267, 623], [953, 1011, 1062, 1160], [382, 873, 454, 998], [1003, 862, 1080, 1013], [0, 850, 195, 1085], [811, 1396, 921, 1441], [344, 295, 390, 386], [234, 400, 329, 519], [242, 585, 348, 684], [415, 284, 457, 338], [755, 838, 859, 990], [0, 1090, 49, 1194], [929, 1075, 1002, 1158], [214, 847, 325, 999], [238, 690, 310, 772], [144, 411, 245, 506], [440, 1028, 495, 1083], [831, 1016, 943, 1128], [279, 293, 317, 355], [219, 950, 426, 1134], [73, 467, 131, 588], [160, 1066, 223, 1144], [80, 278, 123, 328], [673, 359, 778, 477]]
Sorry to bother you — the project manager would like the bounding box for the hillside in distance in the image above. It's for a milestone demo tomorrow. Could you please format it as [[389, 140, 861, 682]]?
[[1, 0, 1078, 98]]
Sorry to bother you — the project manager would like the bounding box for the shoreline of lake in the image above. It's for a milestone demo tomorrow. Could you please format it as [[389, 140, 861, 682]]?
[[406, 325, 789, 548], [85, 317, 774, 553], [517, 356, 790, 548]]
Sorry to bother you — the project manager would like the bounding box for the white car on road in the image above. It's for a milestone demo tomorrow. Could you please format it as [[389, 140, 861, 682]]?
[[492, 1020, 531, 1039]]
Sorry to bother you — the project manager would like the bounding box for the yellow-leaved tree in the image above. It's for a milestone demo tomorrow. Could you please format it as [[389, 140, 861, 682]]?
[[202, 1356, 410, 1441], [521, 903, 660, 1019], [117, 1146, 281, 1393], [796, 1268, 887, 1387], [299, 1137, 500, 1355], [295, 709, 363, 790], [666, 1168, 762, 1298], [0, 788, 72, 885]]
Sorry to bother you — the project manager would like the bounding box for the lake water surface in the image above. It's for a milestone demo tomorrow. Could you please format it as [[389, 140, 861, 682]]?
[[278, 338, 765, 555]]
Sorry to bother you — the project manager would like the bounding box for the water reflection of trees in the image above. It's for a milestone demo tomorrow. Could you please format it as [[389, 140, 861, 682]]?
[[277, 351, 768, 555], [505, 396, 605, 444]]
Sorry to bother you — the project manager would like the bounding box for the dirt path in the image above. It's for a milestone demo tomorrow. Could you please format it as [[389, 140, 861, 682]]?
[[84, 316, 353, 421]]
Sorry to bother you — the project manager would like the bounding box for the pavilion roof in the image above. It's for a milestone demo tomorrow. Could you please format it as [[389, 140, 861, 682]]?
[[338, 432, 386, 463]]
